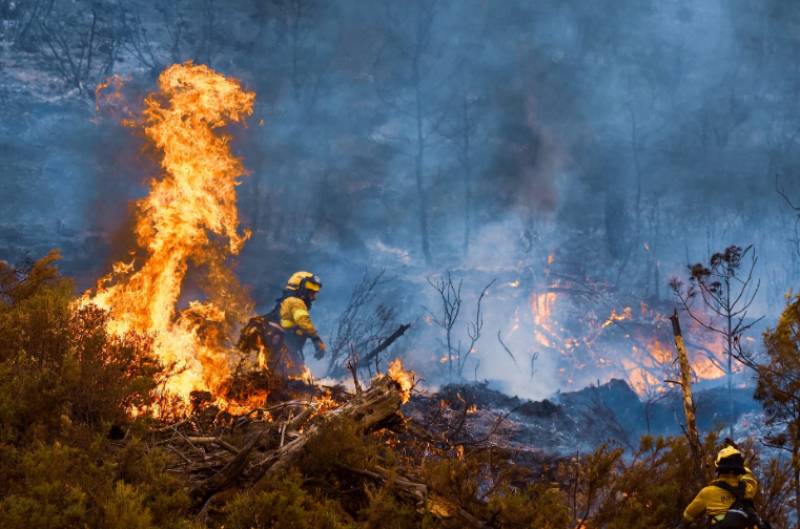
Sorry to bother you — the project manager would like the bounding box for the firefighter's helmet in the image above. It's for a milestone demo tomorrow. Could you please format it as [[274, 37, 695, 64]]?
[[286, 271, 322, 293], [715, 445, 745, 473]]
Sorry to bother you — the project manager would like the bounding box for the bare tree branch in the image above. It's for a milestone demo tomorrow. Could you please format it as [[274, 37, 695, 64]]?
[[496, 330, 518, 367]]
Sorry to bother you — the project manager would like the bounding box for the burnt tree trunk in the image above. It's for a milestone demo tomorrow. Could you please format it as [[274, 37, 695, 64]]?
[[670, 310, 704, 485]]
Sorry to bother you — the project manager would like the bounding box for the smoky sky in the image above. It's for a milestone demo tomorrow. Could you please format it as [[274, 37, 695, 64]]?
[[3, 0, 800, 396]]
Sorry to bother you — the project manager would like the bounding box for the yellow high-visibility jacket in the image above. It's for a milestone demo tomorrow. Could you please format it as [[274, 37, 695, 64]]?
[[683, 470, 758, 523], [279, 296, 319, 338]]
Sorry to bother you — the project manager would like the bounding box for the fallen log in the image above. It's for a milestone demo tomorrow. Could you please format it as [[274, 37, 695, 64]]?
[[336, 463, 427, 506], [190, 432, 263, 504], [184, 436, 240, 454], [359, 323, 411, 366]]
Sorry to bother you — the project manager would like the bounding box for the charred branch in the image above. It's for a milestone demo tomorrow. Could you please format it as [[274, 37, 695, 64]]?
[[428, 273, 495, 380]]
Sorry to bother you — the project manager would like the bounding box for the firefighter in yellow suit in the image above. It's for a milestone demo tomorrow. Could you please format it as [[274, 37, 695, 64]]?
[[683, 441, 759, 527], [238, 271, 326, 378], [279, 271, 326, 363]]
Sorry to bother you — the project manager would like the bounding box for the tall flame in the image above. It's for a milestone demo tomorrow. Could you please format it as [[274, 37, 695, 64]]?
[[82, 63, 255, 406]]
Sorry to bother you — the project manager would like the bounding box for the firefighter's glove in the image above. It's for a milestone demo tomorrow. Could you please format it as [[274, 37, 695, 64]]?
[[312, 337, 326, 359]]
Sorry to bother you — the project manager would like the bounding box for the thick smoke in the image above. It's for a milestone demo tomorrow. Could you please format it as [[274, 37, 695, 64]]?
[[2, 0, 799, 398]]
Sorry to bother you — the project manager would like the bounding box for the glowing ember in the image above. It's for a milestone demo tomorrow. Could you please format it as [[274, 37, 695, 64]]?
[[601, 306, 632, 328], [94, 74, 133, 120], [225, 391, 269, 416], [289, 366, 315, 385], [80, 62, 255, 409], [388, 358, 414, 404], [531, 290, 558, 349], [312, 390, 339, 413], [532, 291, 557, 325]]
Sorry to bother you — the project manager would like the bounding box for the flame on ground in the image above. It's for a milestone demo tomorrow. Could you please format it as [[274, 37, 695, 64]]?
[[224, 390, 269, 416], [388, 358, 414, 404], [528, 286, 727, 395], [532, 291, 558, 348], [289, 366, 315, 385], [312, 390, 339, 413], [601, 306, 632, 328], [80, 62, 256, 410]]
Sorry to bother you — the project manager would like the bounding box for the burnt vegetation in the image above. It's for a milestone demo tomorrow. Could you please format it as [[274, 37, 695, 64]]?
[[0, 252, 796, 529]]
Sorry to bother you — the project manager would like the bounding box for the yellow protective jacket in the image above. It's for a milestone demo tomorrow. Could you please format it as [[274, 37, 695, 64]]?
[[683, 470, 759, 524], [279, 296, 319, 338]]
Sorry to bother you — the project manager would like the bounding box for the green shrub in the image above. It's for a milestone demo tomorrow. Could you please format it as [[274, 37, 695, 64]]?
[[487, 483, 570, 529], [423, 455, 481, 512], [102, 482, 155, 529], [0, 442, 113, 529], [299, 418, 380, 476], [0, 251, 159, 443], [0, 253, 194, 529], [296, 417, 388, 516], [358, 484, 421, 529], [224, 469, 354, 529], [115, 439, 194, 529]]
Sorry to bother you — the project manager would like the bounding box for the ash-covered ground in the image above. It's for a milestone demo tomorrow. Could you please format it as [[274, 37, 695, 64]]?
[[407, 378, 761, 455]]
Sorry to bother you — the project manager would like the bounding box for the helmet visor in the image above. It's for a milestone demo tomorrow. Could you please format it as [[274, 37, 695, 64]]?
[[306, 277, 322, 291]]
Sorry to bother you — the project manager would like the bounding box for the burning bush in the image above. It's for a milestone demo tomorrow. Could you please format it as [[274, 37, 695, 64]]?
[[0, 251, 160, 442], [0, 252, 191, 529]]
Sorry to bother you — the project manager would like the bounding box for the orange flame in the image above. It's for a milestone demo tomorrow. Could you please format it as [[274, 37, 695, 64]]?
[[312, 390, 339, 413], [532, 291, 557, 326], [388, 358, 414, 404], [531, 291, 558, 348], [81, 63, 255, 409], [527, 282, 727, 395], [601, 306, 632, 328], [289, 366, 315, 385]]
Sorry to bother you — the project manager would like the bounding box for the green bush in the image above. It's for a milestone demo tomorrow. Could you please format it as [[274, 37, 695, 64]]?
[[0, 441, 136, 529], [487, 483, 570, 529], [0, 251, 159, 443], [358, 484, 421, 529], [423, 455, 482, 513], [224, 469, 354, 529], [587, 438, 685, 528], [0, 252, 193, 529], [115, 439, 195, 529]]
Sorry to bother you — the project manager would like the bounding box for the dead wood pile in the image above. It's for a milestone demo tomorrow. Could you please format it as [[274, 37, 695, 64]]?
[[149, 375, 399, 506], [147, 371, 506, 527]]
